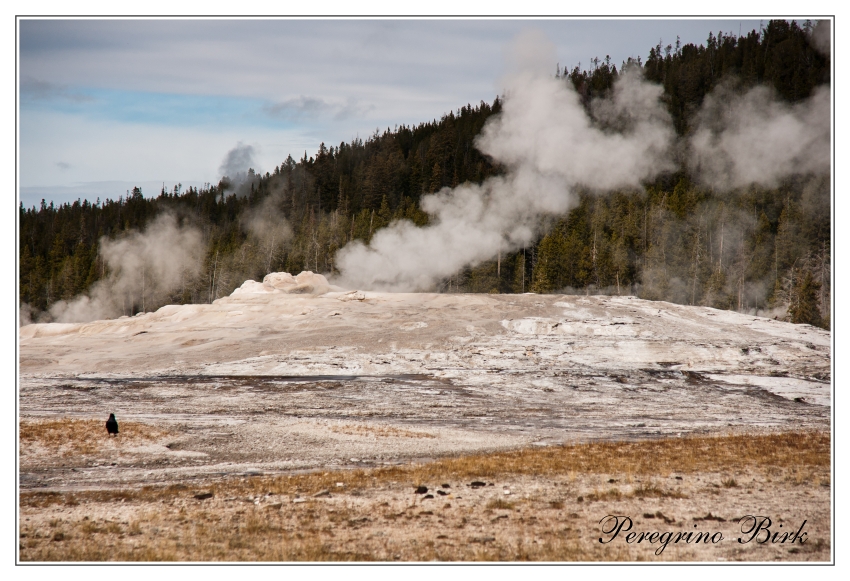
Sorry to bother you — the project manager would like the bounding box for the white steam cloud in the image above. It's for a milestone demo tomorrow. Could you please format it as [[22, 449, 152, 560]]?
[[335, 31, 676, 291], [335, 29, 830, 292], [240, 191, 294, 273], [689, 84, 830, 190], [49, 214, 204, 323]]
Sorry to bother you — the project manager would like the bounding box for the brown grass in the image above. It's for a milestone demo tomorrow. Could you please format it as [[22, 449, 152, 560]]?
[[328, 423, 436, 439], [21, 430, 828, 508], [486, 498, 515, 510], [20, 419, 171, 456], [19, 431, 830, 562]]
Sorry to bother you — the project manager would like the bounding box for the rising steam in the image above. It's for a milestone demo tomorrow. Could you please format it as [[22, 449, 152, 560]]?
[[33, 27, 831, 320], [220, 142, 258, 193], [48, 213, 203, 323], [335, 29, 831, 292], [689, 84, 830, 191], [335, 31, 676, 291]]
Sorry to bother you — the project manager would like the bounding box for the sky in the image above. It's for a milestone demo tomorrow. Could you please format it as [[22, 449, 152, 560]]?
[[19, 17, 772, 208]]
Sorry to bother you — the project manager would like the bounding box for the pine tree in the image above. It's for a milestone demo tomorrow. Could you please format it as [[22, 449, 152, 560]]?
[[788, 270, 823, 327]]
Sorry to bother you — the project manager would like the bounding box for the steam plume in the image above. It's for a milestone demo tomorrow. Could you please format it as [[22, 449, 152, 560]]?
[[335, 31, 676, 291], [48, 213, 203, 323], [219, 142, 258, 193], [689, 84, 830, 191], [811, 20, 831, 57]]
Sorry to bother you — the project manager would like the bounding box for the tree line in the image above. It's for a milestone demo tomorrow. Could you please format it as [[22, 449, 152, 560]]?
[[19, 19, 830, 328]]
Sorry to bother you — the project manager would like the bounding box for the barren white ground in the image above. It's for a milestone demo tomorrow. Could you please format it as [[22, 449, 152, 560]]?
[[20, 275, 831, 492]]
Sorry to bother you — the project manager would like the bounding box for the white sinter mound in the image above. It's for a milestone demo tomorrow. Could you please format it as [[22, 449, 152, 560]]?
[[19, 271, 830, 486], [231, 271, 345, 296]]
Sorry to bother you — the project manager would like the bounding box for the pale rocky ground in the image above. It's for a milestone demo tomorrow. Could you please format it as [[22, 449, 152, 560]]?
[[18, 274, 832, 561]]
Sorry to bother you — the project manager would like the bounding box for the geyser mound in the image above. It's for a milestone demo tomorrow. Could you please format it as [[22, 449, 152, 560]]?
[[231, 271, 345, 297]]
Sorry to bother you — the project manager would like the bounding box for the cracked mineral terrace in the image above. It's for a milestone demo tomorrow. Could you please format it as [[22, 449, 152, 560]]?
[[19, 276, 831, 492]]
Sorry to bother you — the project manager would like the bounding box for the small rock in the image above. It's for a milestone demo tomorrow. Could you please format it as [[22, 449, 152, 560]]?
[[194, 492, 214, 500], [350, 458, 360, 463], [266, 503, 283, 510], [423, 494, 434, 499], [436, 490, 449, 496], [469, 481, 486, 488], [415, 485, 428, 494], [336, 482, 344, 487], [292, 498, 306, 504], [441, 483, 451, 488], [313, 489, 331, 497]]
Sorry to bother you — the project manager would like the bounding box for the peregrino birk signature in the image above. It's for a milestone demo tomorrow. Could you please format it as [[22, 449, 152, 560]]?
[[598, 514, 808, 556]]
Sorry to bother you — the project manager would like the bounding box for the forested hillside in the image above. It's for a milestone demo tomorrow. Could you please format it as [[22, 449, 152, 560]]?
[[19, 20, 831, 328]]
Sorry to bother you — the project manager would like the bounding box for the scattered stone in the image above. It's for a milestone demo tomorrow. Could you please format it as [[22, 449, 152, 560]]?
[[469, 481, 486, 488], [694, 512, 726, 522], [423, 494, 434, 499], [503, 489, 511, 495], [193, 492, 214, 500], [441, 483, 451, 488], [313, 489, 331, 497], [266, 503, 282, 510], [336, 482, 344, 487], [436, 490, 449, 496], [415, 485, 428, 494], [654, 511, 675, 524]]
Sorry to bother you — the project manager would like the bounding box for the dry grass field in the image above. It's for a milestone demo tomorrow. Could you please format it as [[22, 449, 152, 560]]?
[[19, 428, 831, 562], [20, 418, 172, 456]]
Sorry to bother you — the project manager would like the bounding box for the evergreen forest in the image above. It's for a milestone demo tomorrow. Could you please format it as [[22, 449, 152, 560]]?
[[19, 20, 831, 328]]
